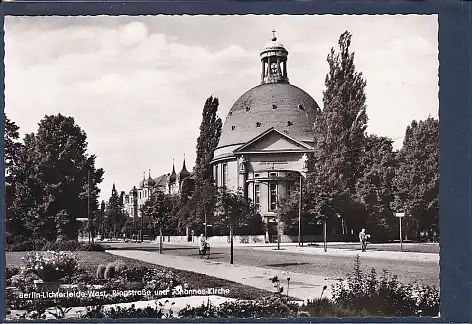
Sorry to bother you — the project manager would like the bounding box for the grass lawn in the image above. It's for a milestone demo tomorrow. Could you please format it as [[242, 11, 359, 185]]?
[[6, 251, 277, 301]]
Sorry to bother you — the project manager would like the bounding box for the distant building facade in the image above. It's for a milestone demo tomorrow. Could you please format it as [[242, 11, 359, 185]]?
[[123, 158, 195, 218]]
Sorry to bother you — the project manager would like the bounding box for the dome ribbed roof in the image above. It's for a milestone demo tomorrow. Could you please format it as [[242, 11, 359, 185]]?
[[216, 83, 320, 149], [263, 40, 286, 51]]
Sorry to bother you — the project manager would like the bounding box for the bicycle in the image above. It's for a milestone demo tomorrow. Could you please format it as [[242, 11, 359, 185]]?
[[199, 243, 210, 259]]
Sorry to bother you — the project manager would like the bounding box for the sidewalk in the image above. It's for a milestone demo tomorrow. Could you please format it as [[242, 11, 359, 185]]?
[[107, 250, 336, 301], [143, 241, 439, 263], [252, 245, 439, 263]]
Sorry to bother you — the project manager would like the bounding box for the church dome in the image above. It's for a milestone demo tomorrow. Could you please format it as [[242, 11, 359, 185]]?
[[216, 82, 320, 150], [213, 31, 321, 161]]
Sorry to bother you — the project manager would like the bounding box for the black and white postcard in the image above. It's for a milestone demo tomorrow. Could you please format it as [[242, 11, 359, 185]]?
[[4, 14, 439, 320]]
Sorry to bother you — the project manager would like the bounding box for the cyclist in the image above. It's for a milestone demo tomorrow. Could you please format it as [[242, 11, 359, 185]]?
[[199, 234, 208, 253]]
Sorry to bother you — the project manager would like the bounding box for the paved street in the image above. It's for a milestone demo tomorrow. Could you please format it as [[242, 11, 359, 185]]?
[[104, 241, 439, 287], [108, 250, 336, 301]]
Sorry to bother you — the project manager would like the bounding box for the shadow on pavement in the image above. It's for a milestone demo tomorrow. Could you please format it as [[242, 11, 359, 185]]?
[[265, 262, 311, 268], [104, 246, 195, 251]]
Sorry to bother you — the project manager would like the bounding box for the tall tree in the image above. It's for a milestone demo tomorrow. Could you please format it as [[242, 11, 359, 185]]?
[[393, 117, 439, 238], [141, 190, 174, 244], [105, 185, 126, 238], [213, 188, 263, 236], [184, 96, 222, 231], [305, 30, 368, 231], [4, 113, 22, 178], [278, 180, 318, 237], [194, 96, 223, 188], [9, 114, 104, 241], [8, 133, 44, 239], [4, 114, 24, 241], [356, 135, 397, 239]]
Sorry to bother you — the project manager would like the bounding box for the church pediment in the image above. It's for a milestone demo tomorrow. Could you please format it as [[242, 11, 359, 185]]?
[[234, 127, 313, 153]]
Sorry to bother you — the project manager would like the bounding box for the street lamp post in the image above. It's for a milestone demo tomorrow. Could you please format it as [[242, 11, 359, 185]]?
[[277, 212, 281, 250], [159, 224, 163, 254], [140, 213, 144, 243], [87, 169, 92, 244], [204, 208, 208, 239], [298, 175, 302, 247], [323, 218, 327, 252], [396, 212, 405, 252]]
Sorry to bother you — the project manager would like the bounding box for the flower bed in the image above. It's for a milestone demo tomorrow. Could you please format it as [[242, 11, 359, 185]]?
[[6, 254, 194, 319], [22, 251, 78, 282]]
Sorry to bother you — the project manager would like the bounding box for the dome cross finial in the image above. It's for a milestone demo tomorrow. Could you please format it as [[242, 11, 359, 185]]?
[[271, 29, 277, 41]]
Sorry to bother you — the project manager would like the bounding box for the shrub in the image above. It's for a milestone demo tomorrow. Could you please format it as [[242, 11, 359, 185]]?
[[299, 298, 372, 317], [22, 251, 78, 282], [82, 242, 106, 251], [7, 238, 47, 252], [239, 236, 249, 244], [252, 236, 263, 243], [41, 240, 106, 252], [122, 266, 153, 282], [119, 266, 186, 295], [96, 265, 106, 280], [178, 296, 299, 318], [81, 303, 169, 319], [6, 267, 20, 280], [112, 260, 127, 274], [330, 255, 440, 316], [42, 240, 82, 251], [416, 284, 440, 316], [104, 264, 116, 280], [104, 260, 127, 280]]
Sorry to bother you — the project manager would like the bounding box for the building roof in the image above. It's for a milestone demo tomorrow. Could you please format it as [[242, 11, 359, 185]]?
[[182, 172, 196, 182], [179, 158, 191, 180], [216, 82, 320, 150], [137, 174, 169, 190], [154, 174, 169, 187], [261, 38, 287, 54], [169, 163, 177, 183]]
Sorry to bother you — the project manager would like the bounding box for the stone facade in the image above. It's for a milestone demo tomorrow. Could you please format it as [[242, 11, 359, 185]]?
[[123, 159, 194, 218]]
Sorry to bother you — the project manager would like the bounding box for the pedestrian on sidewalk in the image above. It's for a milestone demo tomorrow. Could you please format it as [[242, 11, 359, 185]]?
[[359, 228, 370, 252]]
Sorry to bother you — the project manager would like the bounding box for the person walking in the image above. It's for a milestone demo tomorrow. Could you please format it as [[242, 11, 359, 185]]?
[[359, 228, 367, 252]]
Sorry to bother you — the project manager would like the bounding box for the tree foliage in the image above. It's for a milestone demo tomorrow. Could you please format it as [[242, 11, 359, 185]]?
[[393, 117, 439, 235], [304, 30, 368, 231], [183, 96, 222, 231], [277, 181, 317, 236], [105, 185, 127, 237], [355, 135, 397, 239], [213, 188, 263, 236], [4, 114, 24, 241], [194, 96, 222, 188], [7, 114, 104, 242], [141, 190, 175, 235], [4, 113, 22, 178]]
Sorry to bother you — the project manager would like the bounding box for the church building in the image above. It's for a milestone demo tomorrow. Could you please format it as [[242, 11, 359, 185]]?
[[211, 32, 320, 233]]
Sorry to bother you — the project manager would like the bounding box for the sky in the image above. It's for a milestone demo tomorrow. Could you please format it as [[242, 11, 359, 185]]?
[[4, 15, 438, 203]]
